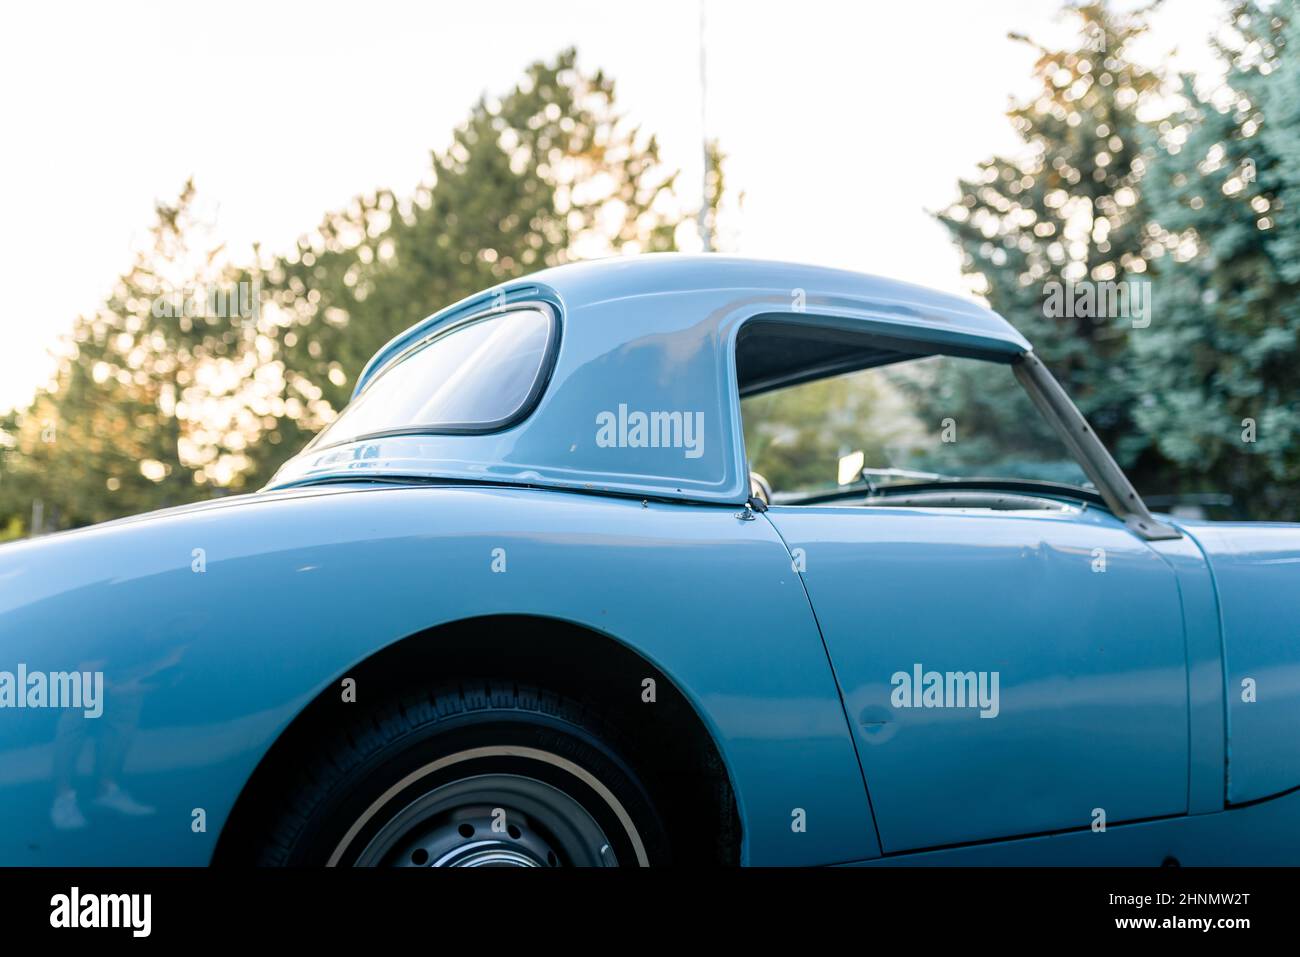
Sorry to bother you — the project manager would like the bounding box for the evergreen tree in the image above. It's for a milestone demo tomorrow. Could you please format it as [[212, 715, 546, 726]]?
[[0, 182, 261, 533], [0, 50, 700, 533], [243, 49, 684, 487], [938, 3, 1166, 475], [1134, 1, 1300, 517]]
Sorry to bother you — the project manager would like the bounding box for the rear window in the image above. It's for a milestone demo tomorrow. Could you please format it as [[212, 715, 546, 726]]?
[[309, 306, 555, 449]]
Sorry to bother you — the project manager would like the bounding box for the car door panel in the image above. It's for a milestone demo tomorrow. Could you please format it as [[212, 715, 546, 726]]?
[[766, 503, 1189, 852]]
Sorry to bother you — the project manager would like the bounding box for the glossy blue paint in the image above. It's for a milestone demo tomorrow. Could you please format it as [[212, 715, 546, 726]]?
[[852, 784, 1300, 865], [0, 485, 875, 865], [1173, 520, 1300, 804], [1, 255, 1297, 866], [766, 502, 1189, 852], [1146, 529, 1227, 814]]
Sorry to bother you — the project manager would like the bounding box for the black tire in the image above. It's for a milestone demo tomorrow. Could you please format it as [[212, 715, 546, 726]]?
[[257, 681, 670, 867]]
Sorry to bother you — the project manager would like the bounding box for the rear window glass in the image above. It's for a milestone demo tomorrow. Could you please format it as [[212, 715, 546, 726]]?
[[310, 307, 554, 449]]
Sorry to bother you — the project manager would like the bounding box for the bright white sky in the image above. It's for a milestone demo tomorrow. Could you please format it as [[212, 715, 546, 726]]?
[[0, 0, 1227, 412]]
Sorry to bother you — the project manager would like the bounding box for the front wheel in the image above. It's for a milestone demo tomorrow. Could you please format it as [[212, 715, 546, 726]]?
[[258, 682, 669, 867]]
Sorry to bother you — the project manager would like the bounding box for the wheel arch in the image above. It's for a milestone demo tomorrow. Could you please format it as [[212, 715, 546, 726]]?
[[212, 613, 742, 865]]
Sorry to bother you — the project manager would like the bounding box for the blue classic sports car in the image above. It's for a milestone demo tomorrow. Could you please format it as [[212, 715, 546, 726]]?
[[1, 255, 1297, 866]]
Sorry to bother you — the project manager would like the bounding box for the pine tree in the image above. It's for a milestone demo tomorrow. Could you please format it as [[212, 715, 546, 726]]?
[[938, 3, 1166, 474], [1134, 1, 1300, 518], [244, 49, 685, 487], [0, 49, 703, 530], [0, 182, 263, 531]]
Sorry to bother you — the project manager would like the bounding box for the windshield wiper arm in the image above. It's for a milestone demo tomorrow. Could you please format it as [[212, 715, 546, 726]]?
[[859, 465, 950, 495], [864, 477, 1107, 507]]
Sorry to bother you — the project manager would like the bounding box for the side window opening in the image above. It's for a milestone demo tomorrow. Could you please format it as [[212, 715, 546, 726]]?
[[735, 319, 1090, 508]]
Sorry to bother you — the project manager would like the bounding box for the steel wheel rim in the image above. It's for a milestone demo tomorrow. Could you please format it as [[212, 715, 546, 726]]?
[[353, 772, 619, 867], [328, 745, 649, 867]]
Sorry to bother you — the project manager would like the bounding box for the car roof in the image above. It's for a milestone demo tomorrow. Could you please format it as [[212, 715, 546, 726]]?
[[354, 254, 1027, 396], [273, 255, 1031, 504]]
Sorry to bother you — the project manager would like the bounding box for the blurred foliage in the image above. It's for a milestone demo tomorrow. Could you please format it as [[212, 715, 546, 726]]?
[[884, 359, 1089, 487], [934, 0, 1300, 518], [0, 49, 705, 538], [742, 371, 902, 492], [243, 50, 686, 485], [1130, 2, 1300, 517], [0, 181, 262, 532], [743, 357, 1088, 494], [752, 2, 1168, 499], [938, 2, 1163, 469]]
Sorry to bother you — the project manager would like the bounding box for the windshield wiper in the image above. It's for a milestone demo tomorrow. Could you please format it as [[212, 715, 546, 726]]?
[[859, 465, 952, 495], [865, 477, 1106, 507], [857, 463, 1100, 504]]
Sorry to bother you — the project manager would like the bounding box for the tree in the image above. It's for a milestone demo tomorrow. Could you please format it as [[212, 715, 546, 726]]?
[[242, 48, 686, 488], [937, 2, 1167, 477], [0, 49, 704, 533], [0, 181, 263, 535], [742, 371, 906, 493], [1133, 1, 1300, 517]]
